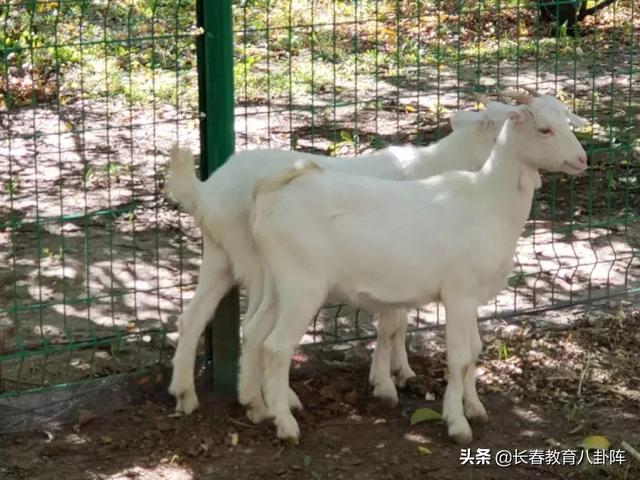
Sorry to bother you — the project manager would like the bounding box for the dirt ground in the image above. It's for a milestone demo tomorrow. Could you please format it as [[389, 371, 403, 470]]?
[[1, 300, 639, 480]]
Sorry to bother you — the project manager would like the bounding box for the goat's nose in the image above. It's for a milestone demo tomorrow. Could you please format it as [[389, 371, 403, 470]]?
[[577, 154, 588, 166]]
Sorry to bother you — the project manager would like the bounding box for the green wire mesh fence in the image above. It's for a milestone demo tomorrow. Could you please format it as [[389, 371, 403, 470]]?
[[0, 0, 638, 426], [233, 0, 639, 344], [0, 0, 201, 411]]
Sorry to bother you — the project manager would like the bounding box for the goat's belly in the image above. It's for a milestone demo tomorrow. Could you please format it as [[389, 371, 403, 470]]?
[[334, 277, 440, 311], [475, 258, 514, 303]]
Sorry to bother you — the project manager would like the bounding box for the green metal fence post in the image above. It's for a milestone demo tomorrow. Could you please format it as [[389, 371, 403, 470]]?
[[196, 0, 239, 395]]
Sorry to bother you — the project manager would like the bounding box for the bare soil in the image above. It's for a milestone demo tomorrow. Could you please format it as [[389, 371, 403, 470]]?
[[1, 302, 639, 480]]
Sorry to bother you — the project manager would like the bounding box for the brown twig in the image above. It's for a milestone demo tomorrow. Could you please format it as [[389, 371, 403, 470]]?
[[225, 414, 261, 430], [621, 440, 640, 465], [569, 424, 583, 435], [272, 446, 285, 459], [577, 355, 592, 398], [0, 377, 42, 387]]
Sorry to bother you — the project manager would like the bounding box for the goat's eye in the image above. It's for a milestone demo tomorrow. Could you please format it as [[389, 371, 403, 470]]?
[[538, 127, 553, 135]]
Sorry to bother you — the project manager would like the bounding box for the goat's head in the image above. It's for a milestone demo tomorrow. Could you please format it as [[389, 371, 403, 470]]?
[[502, 94, 588, 175]]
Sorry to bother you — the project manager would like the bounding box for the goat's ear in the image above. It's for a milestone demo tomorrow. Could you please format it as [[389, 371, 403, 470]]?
[[449, 110, 483, 131], [483, 118, 496, 130], [567, 110, 588, 128], [507, 109, 528, 124], [479, 112, 496, 130]]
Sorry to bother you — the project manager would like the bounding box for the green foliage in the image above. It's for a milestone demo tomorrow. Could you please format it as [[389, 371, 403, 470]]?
[[496, 340, 510, 361], [5, 176, 21, 196], [1, 0, 632, 111], [1, 0, 196, 108]]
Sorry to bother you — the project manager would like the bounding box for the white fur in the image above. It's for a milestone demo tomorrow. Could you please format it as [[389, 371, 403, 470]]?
[[250, 95, 588, 442], [166, 103, 523, 419]]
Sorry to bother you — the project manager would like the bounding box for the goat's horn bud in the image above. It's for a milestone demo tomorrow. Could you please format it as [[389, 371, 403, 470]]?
[[520, 85, 541, 97], [473, 92, 490, 106], [499, 89, 534, 105]]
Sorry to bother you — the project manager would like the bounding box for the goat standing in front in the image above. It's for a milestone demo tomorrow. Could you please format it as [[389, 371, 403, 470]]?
[[250, 94, 588, 443], [166, 102, 523, 422]]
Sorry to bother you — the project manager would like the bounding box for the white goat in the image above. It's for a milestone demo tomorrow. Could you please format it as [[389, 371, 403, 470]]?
[[250, 94, 588, 443], [166, 104, 514, 418], [166, 101, 525, 422]]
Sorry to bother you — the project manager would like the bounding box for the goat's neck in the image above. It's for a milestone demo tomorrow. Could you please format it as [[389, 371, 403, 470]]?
[[417, 129, 461, 156], [478, 129, 537, 228]]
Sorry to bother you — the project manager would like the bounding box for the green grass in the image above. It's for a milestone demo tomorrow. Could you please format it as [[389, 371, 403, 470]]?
[[1, 0, 635, 114], [1, 0, 196, 109], [231, 0, 635, 102]]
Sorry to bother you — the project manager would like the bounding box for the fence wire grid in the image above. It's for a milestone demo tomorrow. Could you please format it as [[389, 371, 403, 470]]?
[[0, 0, 200, 400], [1, 0, 639, 407]]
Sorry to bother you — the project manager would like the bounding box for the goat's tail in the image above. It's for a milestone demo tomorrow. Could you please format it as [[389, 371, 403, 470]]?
[[253, 159, 322, 200], [166, 144, 202, 218]]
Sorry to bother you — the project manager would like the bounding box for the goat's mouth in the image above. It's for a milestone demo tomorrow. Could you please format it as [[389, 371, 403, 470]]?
[[562, 160, 587, 175]]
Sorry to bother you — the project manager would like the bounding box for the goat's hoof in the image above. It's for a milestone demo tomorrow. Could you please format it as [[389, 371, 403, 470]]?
[[393, 367, 417, 388], [373, 381, 399, 407], [275, 415, 301, 444], [280, 435, 300, 446], [288, 388, 303, 411], [168, 368, 199, 414], [246, 405, 271, 424], [447, 418, 473, 444], [169, 375, 199, 414], [174, 389, 199, 415], [464, 401, 489, 424]]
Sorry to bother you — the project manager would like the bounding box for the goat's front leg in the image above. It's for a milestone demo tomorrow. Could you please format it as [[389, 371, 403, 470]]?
[[441, 297, 477, 444], [388, 308, 416, 387], [369, 309, 399, 406], [462, 321, 488, 423], [169, 240, 232, 414]]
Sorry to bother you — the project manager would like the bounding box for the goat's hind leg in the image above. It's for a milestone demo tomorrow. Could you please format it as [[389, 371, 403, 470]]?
[[462, 321, 488, 423], [169, 238, 233, 414]]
